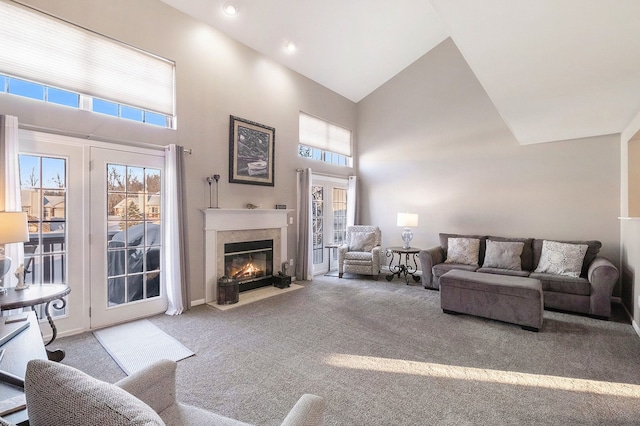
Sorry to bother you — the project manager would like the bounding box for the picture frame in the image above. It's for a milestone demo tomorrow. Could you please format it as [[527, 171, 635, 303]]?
[[229, 115, 275, 187]]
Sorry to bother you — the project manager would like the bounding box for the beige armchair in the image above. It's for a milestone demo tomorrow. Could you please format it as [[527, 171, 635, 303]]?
[[338, 226, 382, 279], [22, 359, 325, 426]]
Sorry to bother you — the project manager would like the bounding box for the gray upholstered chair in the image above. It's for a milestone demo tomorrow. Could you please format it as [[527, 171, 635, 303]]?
[[338, 225, 382, 279], [21, 359, 325, 426]]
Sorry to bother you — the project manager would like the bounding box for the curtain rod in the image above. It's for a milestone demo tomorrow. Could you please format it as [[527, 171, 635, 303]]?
[[18, 122, 192, 154]]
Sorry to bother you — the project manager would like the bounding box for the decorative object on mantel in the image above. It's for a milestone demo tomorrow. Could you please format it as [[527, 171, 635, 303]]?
[[397, 212, 419, 249], [246, 203, 262, 209], [0, 211, 29, 294], [205, 174, 221, 208], [275, 204, 287, 209], [229, 115, 275, 187]]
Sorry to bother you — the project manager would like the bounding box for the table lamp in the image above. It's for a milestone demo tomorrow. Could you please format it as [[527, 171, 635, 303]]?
[[0, 211, 29, 294], [397, 212, 418, 249]]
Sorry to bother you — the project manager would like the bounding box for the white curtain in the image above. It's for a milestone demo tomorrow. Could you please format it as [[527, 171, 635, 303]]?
[[164, 144, 189, 315], [347, 175, 357, 227], [296, 168, 313, 281], [0, 115, 24, 287]]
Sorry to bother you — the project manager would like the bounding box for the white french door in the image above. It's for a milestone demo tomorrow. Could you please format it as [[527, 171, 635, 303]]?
[[18, 131, 85, 336], [89, 147, 167, 328], [311, 176, 348, 275]]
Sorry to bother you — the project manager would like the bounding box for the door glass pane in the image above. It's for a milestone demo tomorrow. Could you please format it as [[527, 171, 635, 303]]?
[[18, 154, 67, 318], [106, 163, 162, 306], [312, 185, 324, 264], [332, 188, 347, 246]]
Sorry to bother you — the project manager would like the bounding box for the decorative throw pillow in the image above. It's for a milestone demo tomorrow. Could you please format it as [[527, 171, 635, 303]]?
[[444, 237, 480, 266], [482, 240, 524, 270], [534, 240, 588, 278], [349, 232, 376, 252]]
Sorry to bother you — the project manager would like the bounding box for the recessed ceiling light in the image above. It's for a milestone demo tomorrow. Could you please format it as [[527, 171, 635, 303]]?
[[223, 3, 239, 16], [284, 41, 297, 53]]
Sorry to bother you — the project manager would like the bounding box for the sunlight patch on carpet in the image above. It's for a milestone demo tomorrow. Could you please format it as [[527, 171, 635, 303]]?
[[325, 353, 640, 398], [94, 319, 194, 375]]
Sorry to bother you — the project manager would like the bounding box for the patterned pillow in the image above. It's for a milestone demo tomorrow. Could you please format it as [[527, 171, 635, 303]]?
[[444, 238, 480, 266], [482, 240, 524, 270], [534, 240, 588, 277], [349, 232, 376, 252]]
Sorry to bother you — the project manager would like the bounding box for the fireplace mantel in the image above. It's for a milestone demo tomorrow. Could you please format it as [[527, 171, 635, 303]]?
[[203, 208, 293, 304]]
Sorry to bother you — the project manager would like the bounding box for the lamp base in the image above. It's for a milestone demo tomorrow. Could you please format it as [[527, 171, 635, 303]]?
[[401, 227, 413, 249]]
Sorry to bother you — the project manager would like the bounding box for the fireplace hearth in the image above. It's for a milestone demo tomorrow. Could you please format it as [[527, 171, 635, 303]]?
[[224, 239, 273, 292]]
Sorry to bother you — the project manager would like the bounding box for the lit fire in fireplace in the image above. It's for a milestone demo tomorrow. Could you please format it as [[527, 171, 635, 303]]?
[[229, 256, 264, 280]]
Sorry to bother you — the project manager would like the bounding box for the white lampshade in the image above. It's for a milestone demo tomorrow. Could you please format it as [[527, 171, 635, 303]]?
[[397, 213, 419, 228], [0, 211, 29, 245]]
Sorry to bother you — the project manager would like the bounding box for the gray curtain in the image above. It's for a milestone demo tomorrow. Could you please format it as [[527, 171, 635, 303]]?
[[164, 144, 190, 314], [296, 168, 313, 281]]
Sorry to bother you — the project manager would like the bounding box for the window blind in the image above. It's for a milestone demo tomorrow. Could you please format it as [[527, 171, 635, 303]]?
[[299, 112, 352, 157], [0, 1, 175, 116]]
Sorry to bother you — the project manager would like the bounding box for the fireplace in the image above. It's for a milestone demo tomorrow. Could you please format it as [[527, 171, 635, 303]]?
[[224, 239, 274, 292], [203, 208, 292, 305]]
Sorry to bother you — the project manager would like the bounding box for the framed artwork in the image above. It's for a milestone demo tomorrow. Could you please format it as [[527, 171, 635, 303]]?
[[229, 115, 275, 186]]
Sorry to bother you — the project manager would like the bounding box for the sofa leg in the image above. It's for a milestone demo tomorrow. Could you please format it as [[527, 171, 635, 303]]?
[[442, 309, 460, 315], [521, 325, 539, 332], [339, 273, 343, 278]]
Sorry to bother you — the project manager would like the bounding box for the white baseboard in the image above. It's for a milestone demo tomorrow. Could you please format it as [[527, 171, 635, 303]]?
[[633, 319, 640, 339], [191, 299, 205, 306]]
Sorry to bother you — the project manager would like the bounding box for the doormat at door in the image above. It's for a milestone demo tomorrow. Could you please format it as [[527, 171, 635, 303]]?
[[93, 319, 194, 375]]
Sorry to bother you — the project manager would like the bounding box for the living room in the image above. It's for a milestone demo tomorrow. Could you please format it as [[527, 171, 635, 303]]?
[[1, 0, 640, 424]]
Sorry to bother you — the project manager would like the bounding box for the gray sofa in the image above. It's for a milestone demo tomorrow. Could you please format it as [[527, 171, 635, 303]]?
[[419, 233, 619, 319]]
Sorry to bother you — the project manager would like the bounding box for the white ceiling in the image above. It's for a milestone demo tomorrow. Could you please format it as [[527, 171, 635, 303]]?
[[160, 0, 640, 145]]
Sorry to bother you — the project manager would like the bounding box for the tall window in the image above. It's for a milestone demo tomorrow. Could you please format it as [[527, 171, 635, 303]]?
[[333, 188, 347, 245], [312, 186, 324, 264], [299, 112, 352, 166], [19, 154, 68, 317]]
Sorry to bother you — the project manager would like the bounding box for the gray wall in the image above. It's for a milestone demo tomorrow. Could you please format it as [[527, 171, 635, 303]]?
[[357, 39, 621, 288], [0, 0, 357, 302]]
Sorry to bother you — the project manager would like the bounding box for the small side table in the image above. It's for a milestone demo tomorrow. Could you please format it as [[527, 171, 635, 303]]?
[[385, 246, 421, 285], [324, 243, 341, 276], [0, 284, 70, 362]]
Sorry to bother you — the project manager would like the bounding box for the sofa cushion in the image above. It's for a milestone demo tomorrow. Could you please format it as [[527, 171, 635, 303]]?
[[477, 267, 531, 277], [528, 272, 591, 296], [534, 240, 588, 278], [533, 239, 601, 277], [349, 232, 376, 252], [433, 262, 479, 278], [344, 251, 373, 261], [488, 236, 534, 271], [25, 359, 165, 426], [482, 240, 524, 270], [439, 233, 487, 265], [444, 237, 480, 266]]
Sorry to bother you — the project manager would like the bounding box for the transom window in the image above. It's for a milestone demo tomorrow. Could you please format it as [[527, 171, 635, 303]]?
[[299, 112, 352, 167]]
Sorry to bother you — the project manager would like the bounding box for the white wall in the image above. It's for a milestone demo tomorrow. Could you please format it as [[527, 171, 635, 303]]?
[[357, 39, 621, 292], [0, 0, 357, 301], [620, 108, 640, 329]]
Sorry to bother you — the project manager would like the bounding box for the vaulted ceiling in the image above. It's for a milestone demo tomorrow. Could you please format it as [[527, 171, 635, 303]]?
[[160, 0, 640, 145]]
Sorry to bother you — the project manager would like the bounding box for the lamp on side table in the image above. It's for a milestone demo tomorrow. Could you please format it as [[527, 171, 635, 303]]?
[[397, 212, 418, 249], [0, 212, 29, 295]]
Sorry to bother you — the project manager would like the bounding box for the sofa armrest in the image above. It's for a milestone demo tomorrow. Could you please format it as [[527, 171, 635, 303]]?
[[587, 256, 619, 318], [419, 246, 445, 289], [116, 359, 177, 414], [280, 394, 325, 426]]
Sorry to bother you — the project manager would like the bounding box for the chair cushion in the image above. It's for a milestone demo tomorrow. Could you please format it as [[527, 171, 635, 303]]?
[[349, 232, 376, 252], [160, 403, 251, 426], [344, 251, 373, 261], [25, 359, 165, 426]]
